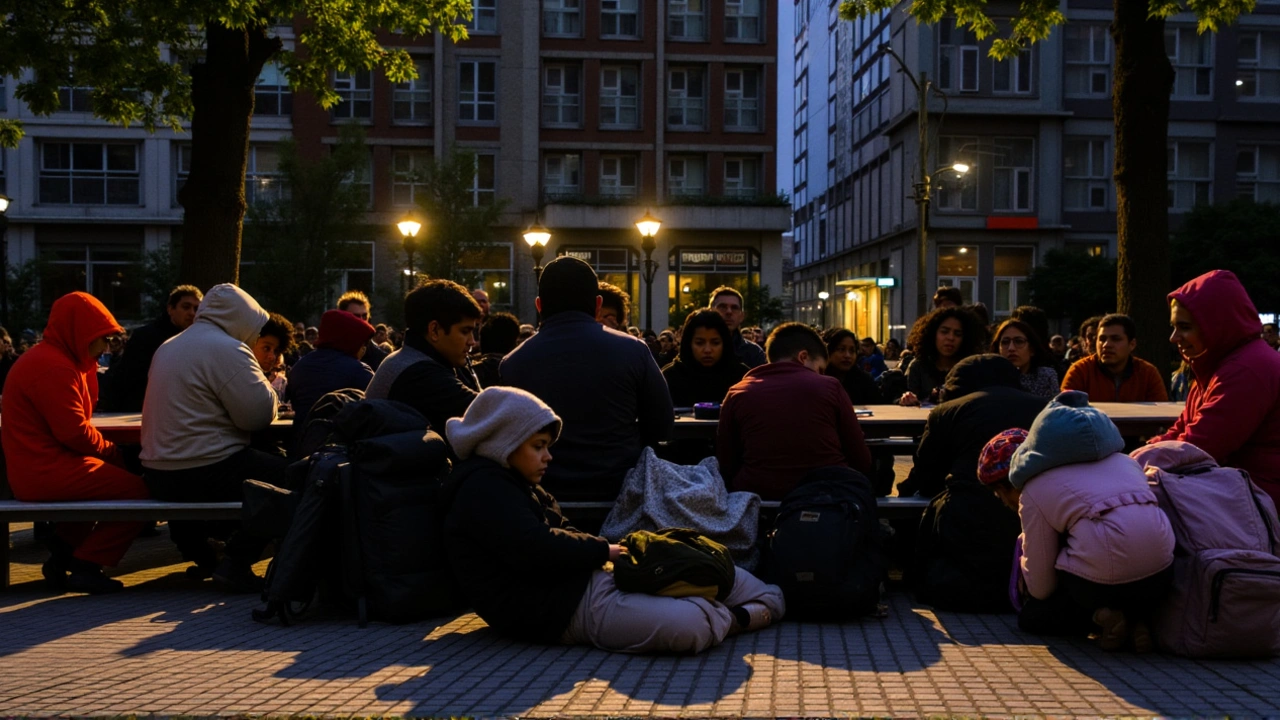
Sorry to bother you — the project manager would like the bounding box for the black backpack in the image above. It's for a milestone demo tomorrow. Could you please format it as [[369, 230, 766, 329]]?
[[763, 466, 887, 620]]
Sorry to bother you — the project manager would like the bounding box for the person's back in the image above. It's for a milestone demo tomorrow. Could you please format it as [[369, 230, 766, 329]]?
[[286, 309, 375, 437]]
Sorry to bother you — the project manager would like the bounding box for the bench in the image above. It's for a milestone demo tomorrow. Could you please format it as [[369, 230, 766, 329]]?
[[560, 496, 931, 521]]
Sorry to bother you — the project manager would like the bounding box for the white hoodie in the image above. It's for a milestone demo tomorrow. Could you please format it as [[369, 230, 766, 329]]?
[[140, 284, 278, 471]]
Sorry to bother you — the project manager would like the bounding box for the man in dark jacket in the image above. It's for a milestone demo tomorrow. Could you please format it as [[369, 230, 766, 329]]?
[[709, 286, 766, 368], [286, 309, 376, 439], [501, 257, 673, 502], [98, 285, 202, 411], [364, 280, 481, 434]]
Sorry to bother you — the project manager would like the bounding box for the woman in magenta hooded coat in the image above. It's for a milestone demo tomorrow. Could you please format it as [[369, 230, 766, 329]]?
[[1152, 270, 1280, 506]]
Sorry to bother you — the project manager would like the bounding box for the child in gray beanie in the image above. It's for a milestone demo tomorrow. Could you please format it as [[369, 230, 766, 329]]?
[[442, 386, 785, 653]]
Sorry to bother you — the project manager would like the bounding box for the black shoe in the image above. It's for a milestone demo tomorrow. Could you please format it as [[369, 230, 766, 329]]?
[[41, 558, 68, 591], [65, 569, 125, 595], [212, 558, 265, 594], [185, 563, 215, 581]]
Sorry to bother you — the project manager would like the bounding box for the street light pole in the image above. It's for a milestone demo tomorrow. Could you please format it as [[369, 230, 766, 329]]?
[[397, 212, 423, 292], [881, 43, 935, 322], [635, 210, 663, 333], [522, 215, 552, 324], [818, 290, 829, 329]]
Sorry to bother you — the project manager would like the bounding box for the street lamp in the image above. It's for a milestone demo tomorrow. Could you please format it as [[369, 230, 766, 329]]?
[[818, 290, 830, 329], [635, 209, 662, 332], [522, 215, 551, 282], [397, 211, 424, 292], [0, 193, 9, 327]]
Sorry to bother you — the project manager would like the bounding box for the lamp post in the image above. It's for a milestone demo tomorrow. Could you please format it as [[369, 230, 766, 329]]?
[[0, 193, 9, 328], [522, 215, 551, 282], [397, 212, 423, 293], [818, 290, 829, 329], [635, 209, 662, 332]]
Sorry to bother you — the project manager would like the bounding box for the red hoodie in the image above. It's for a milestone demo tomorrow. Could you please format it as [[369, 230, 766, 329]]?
[[1152, 270, 1280, 505], [2, 292, 126, 490]]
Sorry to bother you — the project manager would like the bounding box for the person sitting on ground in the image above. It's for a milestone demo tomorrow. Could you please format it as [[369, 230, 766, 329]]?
[[365, 280, 481, 435], [932, 286, 962, 310], [285, 309, 376, 443], [2, 292, 149, 594], [1061, 313, 1167, 402], [661, 309, 749, 408], [442, 386, 785, 653], [250, 312, 296, 405], [898, 354, 1048, 499], [98, 285, 202, 411], [995, 391, 1175, 652], [1152, 269, 1280, 507], [472, 311, 520, 388], [857, 337, 889, 379], [655, 329, 678, 366], [991, 319, 1060, 399], [502, 257, 673, 502], [336, 290, 386, 371], [899, 307, 985, 406], [821, 329, 883, 405], [718, 323, 872, 500], [709, 286, 767, 368], [883, 337, 903, 362]]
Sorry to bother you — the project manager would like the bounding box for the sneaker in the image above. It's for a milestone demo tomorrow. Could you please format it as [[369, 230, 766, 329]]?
[[1092, 608, 1128, 651], [212, 558, 265, 594], [1130, 620, 1154, 654], [64, 569, 125, 595]]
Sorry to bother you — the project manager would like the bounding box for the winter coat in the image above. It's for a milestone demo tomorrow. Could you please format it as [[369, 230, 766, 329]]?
[[912, 477, 1022, 613], [905, 357, 950, 404], [1153, 270, 1280, 507], [365, 334, 478, 435], [1061, 355, 1169, 403], [661, 357, 748, 407], [442, 456, 609, 644], [1018, 365, 1060, 399], [731, 330, 766, 369], [286, 348, 374, 435], [98, 313, 184, 412], [471, 352, 504, 388], [3, 293, 128, 492]]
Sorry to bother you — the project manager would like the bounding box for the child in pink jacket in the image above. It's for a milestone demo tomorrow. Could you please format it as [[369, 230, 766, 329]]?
[[983, 391, 1175, 652]]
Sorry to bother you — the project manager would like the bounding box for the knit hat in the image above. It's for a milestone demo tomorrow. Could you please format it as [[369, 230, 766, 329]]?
[[445, 387, 562, 467], [1008, 390, 1124, 489], [978, 429, 1029, 485], [316, 309, 376, 357]]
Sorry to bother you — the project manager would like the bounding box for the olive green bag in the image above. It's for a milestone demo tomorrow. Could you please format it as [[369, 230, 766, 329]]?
[[613, 528, 737, 601]]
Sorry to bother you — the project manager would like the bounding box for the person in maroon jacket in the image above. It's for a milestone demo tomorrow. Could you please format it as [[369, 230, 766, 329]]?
[[716, 322, 872, 500]]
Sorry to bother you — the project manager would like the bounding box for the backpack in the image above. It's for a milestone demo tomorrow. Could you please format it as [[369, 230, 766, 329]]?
[[762, 466, 887, 620], [613, 528, 737, 601], [292, 388, 365, 460], [1134, 441, 1280, 658]]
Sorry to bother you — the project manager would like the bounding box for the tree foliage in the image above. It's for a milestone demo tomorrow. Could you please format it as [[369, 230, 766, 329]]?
[[5, 258, 47, 336], [1026, 249, 1118, 327], [139, 246, 181, 320], [1171, 199, 1280, 312], [410, 146, 508, 287]]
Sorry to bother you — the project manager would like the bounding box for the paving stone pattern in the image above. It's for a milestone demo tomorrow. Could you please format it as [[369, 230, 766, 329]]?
[[4, 525, 1280, 717]]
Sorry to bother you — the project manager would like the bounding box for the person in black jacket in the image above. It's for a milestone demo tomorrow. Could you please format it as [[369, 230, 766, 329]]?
[[661, 310, 748, 407], [442, 386, 784, 652], [471, 312, 519, 388], [821, 328, 883, 405], [285, 309, 376, 451], [364, 280, 481, 435], [98, 285, 202, 411]]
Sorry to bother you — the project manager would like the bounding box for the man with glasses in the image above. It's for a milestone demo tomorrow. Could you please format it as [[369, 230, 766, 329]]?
[[1062, 314, 1168, 403], [709, 286, 766, 369], [337, 290, 386, 371]]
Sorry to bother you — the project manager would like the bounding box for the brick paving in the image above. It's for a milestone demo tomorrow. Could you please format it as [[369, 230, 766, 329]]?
[[4, 524, 1280, 717]]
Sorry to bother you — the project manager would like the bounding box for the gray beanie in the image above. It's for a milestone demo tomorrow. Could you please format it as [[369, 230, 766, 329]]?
[[1008, 390, 1124, 489], [445, 387, 562, 467]]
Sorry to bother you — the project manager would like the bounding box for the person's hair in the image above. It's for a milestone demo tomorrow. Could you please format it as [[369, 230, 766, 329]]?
[[678, 309, 734, 367], [535, 422, 558, 438], [821, 327, 858, 357], [404, 279, 483, 333], [906, 306, 986, 365], [1050, 334, 1065, 344], [168, 285, 203, 308], [991, 319, 1053, 369], [708, 286, 744, 308], [1079, 315, 1104, 339], [375, 323, 388, 333], [597, 281, 631, 325], [1266, 323, 1279, 333], [538, 256, 600, 318], [1098, 313, 1138, 341], [766, 322, 829, 362], [336, 289, 372, 313], [861, 336, 878, 346], [259, 312, 297, 355], [885, 337, 901, 350], [932, 286, 963, 307], [1010, 305, 1050, 346], [480, 312, 521, 355], [966, 302, 990, 328]]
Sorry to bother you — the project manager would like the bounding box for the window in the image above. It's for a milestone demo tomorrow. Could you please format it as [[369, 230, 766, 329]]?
[[459, 244, 514, 308], [1168, 140, 1212, 210], [39, 143, 139, 205], [1064, 24, 1111, 97], [602, 0, 640, 38], [543, 0, 581, 36], [1166, 27, 1213, 99], [993, 138, 1035, 212], [725, 0, 762, 41], [253, 63, 292, 116], [393, 58, 432, 125], [724, 157, 760, 197], [339, 150, 373, 208], [459, 60, 497, 123], [336, 241, 376, 297], [936, 136, 978, 210], [667, 67, 705, 129], [993, 48, 1033, 94], [600, 155, 638, 197], [1236, 145, 1280, 203], [331, 70, 372, 120], [1237, 31, 1280, 99], [1064, 138, 1111, 210], [56, 84, 94, 113], [938, 19, 979, 92], [668, 0, 705, 40], [724, 68, 761, 130], [993, 247, 1035, 317], [937, 246, 977, 304], [667, 155, 705, 197], [544, 153, 581, 199], [600, 65, 639, 129], [42, 244, 142, 318], [245, 145, 287, 206], [174, 143, 191, 206], [470, 154, 496, 206], [392, 149, 431, 206], [543, 64, 581, 127], [465, 0, 497, 33]]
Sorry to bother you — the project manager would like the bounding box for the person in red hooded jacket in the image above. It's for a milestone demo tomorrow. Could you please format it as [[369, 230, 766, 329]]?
[[2, 292, 148, 594], [1151, 270, 1280, 507]]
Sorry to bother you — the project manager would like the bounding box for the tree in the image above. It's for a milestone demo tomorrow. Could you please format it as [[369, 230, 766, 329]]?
[[0, 0, 471, 290], [1171, 199, 1280, 312], [1026, 249, 1118, 329], [839, 0, 1257, 374], [5, 259, 47, 336], [410, 146, 508, 287], [139, 246, 181, 320], [239, 124, 373, 323], [745, 284, 787, 329]]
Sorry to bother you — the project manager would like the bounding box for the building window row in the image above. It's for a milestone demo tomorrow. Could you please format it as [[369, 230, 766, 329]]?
[[541, 152, 761, 201], [540, 0, 763, 42], [326, 58, 434, 124]]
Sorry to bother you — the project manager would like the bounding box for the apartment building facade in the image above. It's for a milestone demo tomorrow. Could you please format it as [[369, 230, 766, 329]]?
[[0, 0, 789, 330], [790, 0, 1280, 343]]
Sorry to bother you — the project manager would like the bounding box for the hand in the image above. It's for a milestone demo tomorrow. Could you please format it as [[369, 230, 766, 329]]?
[[898, 391, 920, 407], [608, 544, 625, 561]]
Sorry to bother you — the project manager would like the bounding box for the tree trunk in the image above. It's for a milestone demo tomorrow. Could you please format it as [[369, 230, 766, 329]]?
[[177, 22, 281, 291], [1112, 0, 1175, 374]]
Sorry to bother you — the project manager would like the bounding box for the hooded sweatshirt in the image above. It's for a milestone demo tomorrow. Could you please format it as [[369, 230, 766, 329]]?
[[1152, 270, 1280, 506], [141, 284, 278, 471], [2, 292, 126, 490], [286, 310, 376, 434]]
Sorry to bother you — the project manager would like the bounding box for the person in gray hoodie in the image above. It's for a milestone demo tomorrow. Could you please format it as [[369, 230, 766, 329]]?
[[141, 283, 286, 592]]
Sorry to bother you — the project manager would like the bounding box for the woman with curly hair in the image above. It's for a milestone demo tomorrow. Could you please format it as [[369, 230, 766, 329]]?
[[899, 307, 984, 406], [990, 319, 1059, 398]]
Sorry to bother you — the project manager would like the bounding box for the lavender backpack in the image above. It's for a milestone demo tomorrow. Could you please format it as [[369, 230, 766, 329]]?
[[1132, 441, 1280, 658]]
